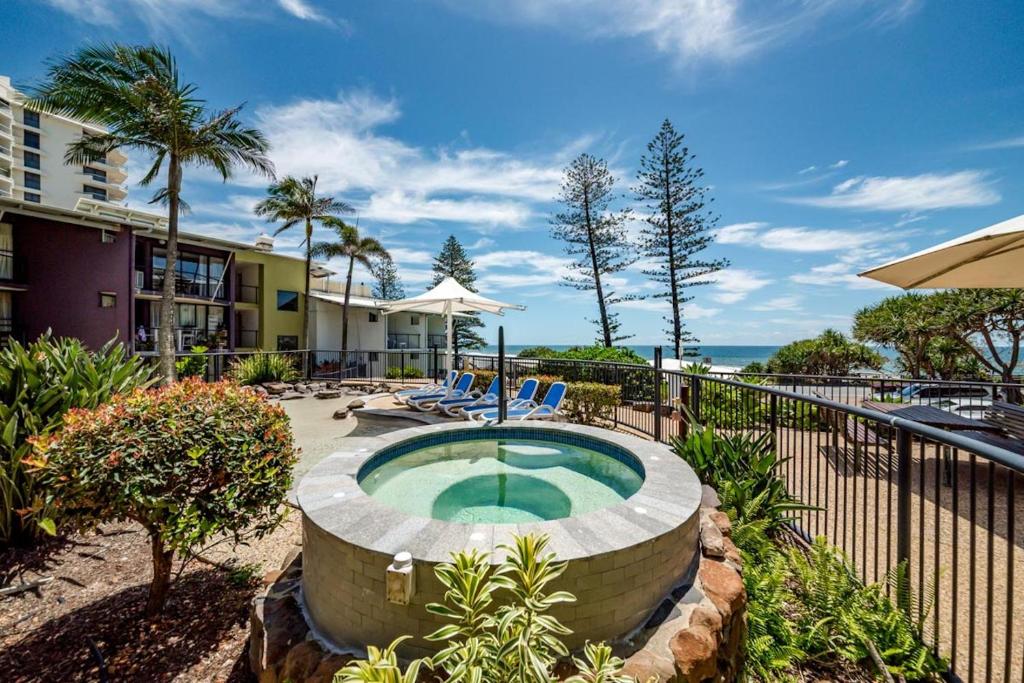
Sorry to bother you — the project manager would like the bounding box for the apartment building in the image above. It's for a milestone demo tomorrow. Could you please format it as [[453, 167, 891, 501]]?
[[0, 76, 129, 209]]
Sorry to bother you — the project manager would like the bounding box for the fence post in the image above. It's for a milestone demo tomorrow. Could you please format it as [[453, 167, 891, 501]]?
[[769, 394, 779, 446], [401, 352, 406, 381], [691, 376, 702, 424], [432, 345, 438, 380], [679, 383, 689, 437], [653, 346, 663, 442], [895, 426, 913, 569]]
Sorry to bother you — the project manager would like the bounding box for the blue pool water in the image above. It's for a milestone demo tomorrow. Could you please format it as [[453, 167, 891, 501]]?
[[358, 438, 644, 524]]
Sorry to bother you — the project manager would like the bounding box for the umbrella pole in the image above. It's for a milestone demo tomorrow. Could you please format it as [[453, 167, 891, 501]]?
[[498, 326, 506, 424], [445, 302, 453, 374]]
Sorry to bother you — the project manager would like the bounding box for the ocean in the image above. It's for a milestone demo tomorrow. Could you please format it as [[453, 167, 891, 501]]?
[[478, 344, 782, 370]]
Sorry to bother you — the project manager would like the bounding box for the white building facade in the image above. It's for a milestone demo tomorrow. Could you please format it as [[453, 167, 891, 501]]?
[[0, 75, 129, 209]]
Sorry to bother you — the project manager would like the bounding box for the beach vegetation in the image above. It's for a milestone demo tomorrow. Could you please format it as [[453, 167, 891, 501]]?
[[766, 329, 884, 377]]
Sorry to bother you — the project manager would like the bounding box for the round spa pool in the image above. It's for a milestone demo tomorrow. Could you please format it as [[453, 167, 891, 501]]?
[[297, 422, 702, 658], [358, 436, 644, 523]]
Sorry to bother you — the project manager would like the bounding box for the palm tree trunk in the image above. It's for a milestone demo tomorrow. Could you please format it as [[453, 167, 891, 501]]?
[[341, 255, 354, 354], [158, 156, 182, 384], [302, 218, 312, 350]]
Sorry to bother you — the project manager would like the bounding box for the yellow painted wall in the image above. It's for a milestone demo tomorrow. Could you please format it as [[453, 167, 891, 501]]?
[[234, 250, 313, 350]]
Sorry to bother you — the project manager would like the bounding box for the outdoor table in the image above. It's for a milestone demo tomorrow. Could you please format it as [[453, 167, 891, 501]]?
[[861, 401, 1004, 485]]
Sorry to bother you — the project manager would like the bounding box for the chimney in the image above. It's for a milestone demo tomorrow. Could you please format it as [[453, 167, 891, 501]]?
[[253, 233, 274, 252]]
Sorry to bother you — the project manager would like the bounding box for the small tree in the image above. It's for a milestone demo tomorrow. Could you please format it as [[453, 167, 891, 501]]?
[[551, 153, 639, 346], [933, 289, 1024, 386], [635, 119, 728, 359], [370, 253, 405, 300], [30, 379, 296, 616], [767, 329, 884, 377], [432, 235, 486, 350]]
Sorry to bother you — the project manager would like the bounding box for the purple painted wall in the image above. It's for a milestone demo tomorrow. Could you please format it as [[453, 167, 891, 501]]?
[[10, 212, 132, 349]]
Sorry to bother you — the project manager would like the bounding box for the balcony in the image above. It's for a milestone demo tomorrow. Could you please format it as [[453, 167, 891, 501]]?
[[236, 328, 258, 348], [427, 334, 447, 348], [387, 333, 421, 349], [0, 249, 13, 281], [235, 283, 259, 304], [143, 279, 228, 302]]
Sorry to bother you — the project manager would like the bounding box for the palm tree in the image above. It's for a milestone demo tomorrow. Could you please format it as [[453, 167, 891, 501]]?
[[312, 219, 388, 354], [29, 44, 274, 384], [254, 176, 353, 350]]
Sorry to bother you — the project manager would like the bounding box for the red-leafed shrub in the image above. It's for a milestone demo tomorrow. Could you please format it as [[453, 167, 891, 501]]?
[[31, 378, 296, 616]]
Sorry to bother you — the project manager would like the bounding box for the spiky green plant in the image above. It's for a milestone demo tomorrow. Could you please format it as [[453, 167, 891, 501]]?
[[227, 352, 299, 386], [334, 534, 634, 683]]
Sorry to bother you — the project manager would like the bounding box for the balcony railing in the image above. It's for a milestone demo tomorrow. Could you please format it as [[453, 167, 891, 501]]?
[[236, 328, 258, 348], [387, 333, 420, 349], [145, 279, 227, 301], [235, 284, 259, 304], [427, 334, 446, 348]]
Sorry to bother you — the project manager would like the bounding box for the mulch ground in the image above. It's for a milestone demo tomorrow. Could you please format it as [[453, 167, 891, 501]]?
[[0, 512, 302, 683]]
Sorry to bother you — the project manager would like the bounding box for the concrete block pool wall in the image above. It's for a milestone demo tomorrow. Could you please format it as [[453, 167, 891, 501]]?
[[297, 422, 703, 658]]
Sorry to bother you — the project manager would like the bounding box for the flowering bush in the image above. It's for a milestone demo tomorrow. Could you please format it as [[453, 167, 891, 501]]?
[[0, 333, 154, 546], [30, 378, 296, 616]]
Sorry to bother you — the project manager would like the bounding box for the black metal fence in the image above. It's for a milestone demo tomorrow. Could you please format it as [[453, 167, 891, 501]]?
[[452, 352, 1023, 682]]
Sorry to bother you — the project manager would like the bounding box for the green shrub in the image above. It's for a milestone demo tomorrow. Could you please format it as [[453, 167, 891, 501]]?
[[563, 382, 620, 425], [740, 361, 767, 375], [334, 533, 632, 683], [0, 333, 155, 545], [788, 539, 946, 680], [471, 368, 497, 392], [227, 352, 299, 385], [31, 378, 296, 616], [384, 366, 425, 380], [515, 345, 560, 359], [175, 345, 209, 378]]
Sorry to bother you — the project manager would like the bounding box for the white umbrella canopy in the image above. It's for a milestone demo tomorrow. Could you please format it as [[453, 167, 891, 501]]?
[[859, 214, 1024, 289], [381, 277, 526, 371]]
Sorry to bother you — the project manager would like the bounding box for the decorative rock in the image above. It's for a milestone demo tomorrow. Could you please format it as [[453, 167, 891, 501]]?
[[700, 485, 721, 509], [278, 392, 306, 401], [307, 654, 352, 683], [315, 390, 343, 399], [347, 398, 366, 409], [618, 648, 676, 682], [708, 510, 732, 537], [262, 382, 291, 395], [669, 624, 718, 683], [332, 408, 349, 420], [280, 640, 325, 682], [294, 383, 311, 394], [252, 385, 270, 397], [250, 593, 309, 677], [699, 559, 745, 619], [722, 537, 742, 566], [700, 512, 727, 560]]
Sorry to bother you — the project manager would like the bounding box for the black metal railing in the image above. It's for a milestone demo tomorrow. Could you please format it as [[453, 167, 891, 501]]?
[[451, 352, 1023, 682], [146, 278, 227, 301]]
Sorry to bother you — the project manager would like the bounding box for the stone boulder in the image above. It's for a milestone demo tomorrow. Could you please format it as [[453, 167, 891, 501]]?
[[332, 408, 349, 420], [315, 390, 343, 400], [347, 398, 366, 409], [278, 392, 306, 401], [262, 382, 292, 396]]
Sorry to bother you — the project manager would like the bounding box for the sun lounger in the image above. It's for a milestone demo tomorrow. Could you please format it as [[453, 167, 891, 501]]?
[[461, 378, 540, 420], [394, 370, 456, 404], [437, 376, 500, 416], [472, 381, 567, 423], [408, 372, 475, 411]]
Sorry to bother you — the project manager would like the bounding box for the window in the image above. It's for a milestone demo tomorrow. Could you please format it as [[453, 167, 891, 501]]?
[[410, 315, 420, 325], [0, 223, 12, 280], [23, 151, 40, 170], [369, 312, 379, 323], [277, 335, 298, 351], [277, 290, 299, 311], [23, 131, 40, 149], [101, 229, 116, 244], [23, 192, 40, 203], [83, 185, 107, 201], [99, 292, 117, 308], [23, 110, 40, 128], [24, 172, 41, 190], [84, 166, 106, 182]]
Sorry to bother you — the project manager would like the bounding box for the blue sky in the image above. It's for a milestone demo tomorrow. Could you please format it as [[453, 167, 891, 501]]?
[[5, 0, 1024, 347]]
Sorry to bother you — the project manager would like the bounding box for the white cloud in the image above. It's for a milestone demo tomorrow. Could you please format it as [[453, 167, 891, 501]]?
[[443, 0, 920, 66], [965, 135, 1024, 151], [475, 250, 574, 290], [467, 238, 496, 250], [43, 0, 345, 31], [387, 247, 435, 266], [790, 264, 893, 289], [277, 0, 342, 27], [709, 268, 772, 303], [750, 296, 802, 312], [789, 171, 1000, 212], [237, 90, 568, 230], [798, 165, 817, 175], [618, 299, 721, 319], [830, 159, 849, 169], [717, 222, 881, 252]]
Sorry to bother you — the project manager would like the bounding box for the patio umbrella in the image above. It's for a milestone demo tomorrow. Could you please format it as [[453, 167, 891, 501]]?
[[859, 214, 1024, 288], [380, 277, 525, 372]]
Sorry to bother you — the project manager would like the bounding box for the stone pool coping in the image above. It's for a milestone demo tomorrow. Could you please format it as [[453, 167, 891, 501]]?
[[296, 421, 702, 564]]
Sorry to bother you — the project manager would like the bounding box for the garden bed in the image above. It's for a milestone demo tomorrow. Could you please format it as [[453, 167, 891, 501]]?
[[0, 513, 301, 682]]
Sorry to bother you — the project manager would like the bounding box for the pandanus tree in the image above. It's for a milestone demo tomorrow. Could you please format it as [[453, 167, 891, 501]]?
[[312, 219, 388, 354], [28, 44, 274, 383], [255, 175, 353, 350]]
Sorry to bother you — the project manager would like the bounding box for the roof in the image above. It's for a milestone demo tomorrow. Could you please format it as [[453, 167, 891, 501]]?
[[311, 291, 384, 310]]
